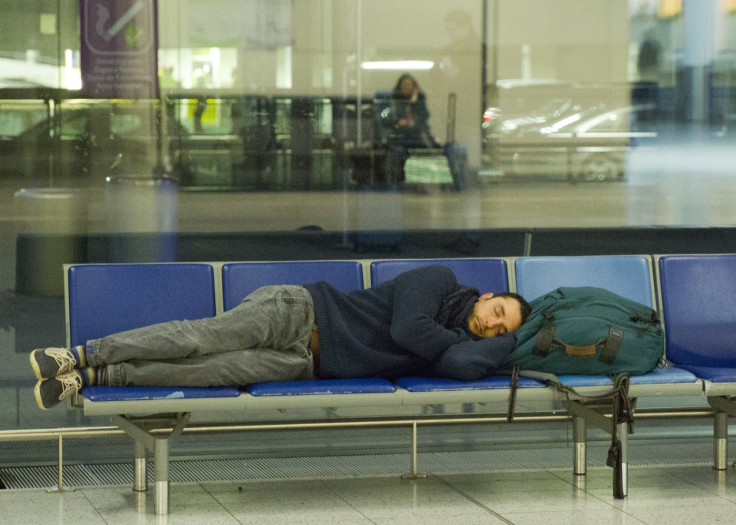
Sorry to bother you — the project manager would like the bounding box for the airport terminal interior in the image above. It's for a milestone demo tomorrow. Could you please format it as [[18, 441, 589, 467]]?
[[4, 0, 736, 522]]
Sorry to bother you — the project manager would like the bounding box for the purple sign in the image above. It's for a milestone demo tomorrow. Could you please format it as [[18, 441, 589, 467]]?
[[80, 0, 158, 98]]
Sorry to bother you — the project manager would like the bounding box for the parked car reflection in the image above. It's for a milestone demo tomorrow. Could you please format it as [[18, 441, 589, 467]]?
[[485, 103, 658, 182], [482, 97, 581, 170]]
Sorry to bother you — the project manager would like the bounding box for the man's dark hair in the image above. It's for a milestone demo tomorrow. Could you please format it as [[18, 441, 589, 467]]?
[[495, 292, 531, 325]]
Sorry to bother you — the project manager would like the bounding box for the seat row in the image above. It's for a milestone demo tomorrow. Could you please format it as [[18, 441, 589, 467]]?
[[62, 255, 736, 515]]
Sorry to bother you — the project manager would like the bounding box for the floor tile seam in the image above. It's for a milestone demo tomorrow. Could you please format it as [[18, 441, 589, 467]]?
[[312, 477, 382, 524], [543, 467, 653, 520], [435, 475, 516, 525], [199, 479, 281, 524], [499, 508, 650, 524], [548, 467, 736, 506], [76, 488, 112, 525], [667, 476, 736, 502], [79, 482, 248, 524], [192, 481, 246, 524], [582, 487, 736, 509]]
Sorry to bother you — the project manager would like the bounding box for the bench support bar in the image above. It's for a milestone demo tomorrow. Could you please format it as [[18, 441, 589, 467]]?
[[111, 413, 192, 515], [707, 397, 735, 470]]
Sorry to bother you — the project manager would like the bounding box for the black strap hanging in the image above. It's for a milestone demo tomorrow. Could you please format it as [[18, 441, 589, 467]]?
[[507, 365, 521, 423]]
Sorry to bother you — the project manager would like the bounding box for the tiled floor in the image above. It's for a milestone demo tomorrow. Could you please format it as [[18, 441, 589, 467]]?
[[4, 463, 736, 524]]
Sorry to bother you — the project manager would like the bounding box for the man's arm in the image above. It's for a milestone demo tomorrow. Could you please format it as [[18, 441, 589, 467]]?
[[389, 265, 468, 361], [428, 333, 516, 381]]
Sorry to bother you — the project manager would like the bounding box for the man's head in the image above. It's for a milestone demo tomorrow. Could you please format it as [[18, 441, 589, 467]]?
[[466, 292, 531, 339]]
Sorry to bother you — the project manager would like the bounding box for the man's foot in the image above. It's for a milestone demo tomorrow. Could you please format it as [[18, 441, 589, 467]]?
[[34, 370, 84, 410], [30, 347, 83, 380]]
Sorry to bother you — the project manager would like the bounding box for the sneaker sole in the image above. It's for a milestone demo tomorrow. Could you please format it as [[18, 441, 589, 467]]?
[[29, 351, 45, 381], [33, 380, 49, 410]]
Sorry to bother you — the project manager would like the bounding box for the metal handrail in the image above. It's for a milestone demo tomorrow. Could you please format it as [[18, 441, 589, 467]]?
[[0, 406, 718, 491]]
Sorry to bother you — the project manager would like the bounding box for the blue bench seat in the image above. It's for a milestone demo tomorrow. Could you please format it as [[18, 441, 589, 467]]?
[[60, 256, 721, 515], [83, 386, 241, 402], [396, 376, 545, 392], [556, 365, 699, 387], [659, 254, 736, 470], [248, 378, 396, 396], [684, 366, 736, 384]]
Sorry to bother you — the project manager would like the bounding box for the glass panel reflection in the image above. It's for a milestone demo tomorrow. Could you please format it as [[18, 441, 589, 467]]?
[[1, 0, 736, 446]]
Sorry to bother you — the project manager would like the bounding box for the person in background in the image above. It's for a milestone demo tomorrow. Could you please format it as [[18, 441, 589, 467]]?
[[380, 73, 441, 185]]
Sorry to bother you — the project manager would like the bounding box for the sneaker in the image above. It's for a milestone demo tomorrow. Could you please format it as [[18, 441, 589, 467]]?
[[34, 370, 84, 410], [30, 347, 80, 380]]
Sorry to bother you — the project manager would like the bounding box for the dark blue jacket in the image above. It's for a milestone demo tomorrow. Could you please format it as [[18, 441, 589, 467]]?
[[304, 265, 515, 380]]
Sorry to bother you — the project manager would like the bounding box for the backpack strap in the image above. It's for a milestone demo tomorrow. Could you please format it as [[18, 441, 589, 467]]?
[[505, 367, 570, 422], [515, 369, 632, 404], [532, 324, 557, 356], [506, 364, 521, 423], [606, 373, 633, 499], [516, 368, 634, 500], [599, 328, 624, 365]]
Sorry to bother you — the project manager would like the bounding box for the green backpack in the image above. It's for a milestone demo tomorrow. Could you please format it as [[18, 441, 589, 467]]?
[[503, 286, 664, 376]]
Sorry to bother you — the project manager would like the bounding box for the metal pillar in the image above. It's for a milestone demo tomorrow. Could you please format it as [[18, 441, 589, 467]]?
[[572, 415, 587, 476], [154, 438, 170, 515], [714, 410, 729, 470], [564, 400, 628, 497], [707, 397, 736, 470], [133, 439, 148, 492]]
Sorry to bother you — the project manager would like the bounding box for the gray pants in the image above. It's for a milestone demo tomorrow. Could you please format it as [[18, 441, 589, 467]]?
[[85, 285, 315, 387]]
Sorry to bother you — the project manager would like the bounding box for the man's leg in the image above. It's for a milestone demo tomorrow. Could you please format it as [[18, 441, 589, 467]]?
[[86, 285, 314, 366], [107, 344, 314, 387], [89, 285, 315, 387], [35, 285, 316, 408]]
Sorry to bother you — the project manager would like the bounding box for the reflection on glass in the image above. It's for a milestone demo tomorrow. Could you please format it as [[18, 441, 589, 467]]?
[[2, 1, 736, 442]]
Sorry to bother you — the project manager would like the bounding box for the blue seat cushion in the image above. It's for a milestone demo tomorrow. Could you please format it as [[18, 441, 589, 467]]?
[[397, 367, 696, 392], [555, 366, 698, 388], [247, 378, 396, 396], [82, 386, 240, 402], [678, 365, 736, 383], [396, 375, 546, 392]]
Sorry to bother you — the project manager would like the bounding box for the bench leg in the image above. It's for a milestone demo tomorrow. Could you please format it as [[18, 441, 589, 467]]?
[[714, 410, 729, 470], [573, 415, 586, 476], [154, 438, 170, 516], [564, 400, 628, 497], [111, 413, 190, 516], [133, 440, 148, 492], [615, 421, 629, 498]]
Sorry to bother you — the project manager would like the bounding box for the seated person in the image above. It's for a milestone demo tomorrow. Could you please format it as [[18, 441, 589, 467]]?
[[30, 265, 530, 410], [378, 73, 441, 184]]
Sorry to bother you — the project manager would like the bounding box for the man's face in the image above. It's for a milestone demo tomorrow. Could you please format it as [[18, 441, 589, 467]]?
[[466, 293, 523, 338]]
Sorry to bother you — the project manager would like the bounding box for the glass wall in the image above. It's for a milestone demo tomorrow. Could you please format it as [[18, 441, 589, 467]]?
[[1, 0, 736, 440]]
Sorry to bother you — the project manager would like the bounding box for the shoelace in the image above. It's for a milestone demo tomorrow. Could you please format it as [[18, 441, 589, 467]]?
[[57, 372, 82, 401], [47, 348, 76, 375]]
